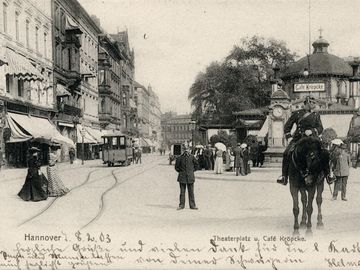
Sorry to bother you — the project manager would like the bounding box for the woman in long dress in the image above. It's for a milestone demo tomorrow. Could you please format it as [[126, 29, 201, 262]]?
[[47, 146, 69, 197], [214, 149, 223, 174], [18, 147, 48, 202]]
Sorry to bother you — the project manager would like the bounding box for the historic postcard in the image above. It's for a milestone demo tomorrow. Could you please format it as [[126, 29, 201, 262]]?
[[1, 0, 360, 269]]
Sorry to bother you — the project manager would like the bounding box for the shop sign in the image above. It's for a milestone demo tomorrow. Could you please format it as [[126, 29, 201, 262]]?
[[294, 83, 325, 92]]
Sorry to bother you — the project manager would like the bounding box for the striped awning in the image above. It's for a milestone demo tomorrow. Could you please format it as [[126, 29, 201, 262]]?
[[4, 48, 44, 81], [6, 112, 75, 147], [56, 83, 71, 97]]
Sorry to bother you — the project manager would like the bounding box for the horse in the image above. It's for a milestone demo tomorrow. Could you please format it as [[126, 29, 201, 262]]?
[[288, 136, 330, 236]]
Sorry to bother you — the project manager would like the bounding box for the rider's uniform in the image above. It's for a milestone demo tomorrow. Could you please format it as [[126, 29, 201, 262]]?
[[281, 108, 324, 180]]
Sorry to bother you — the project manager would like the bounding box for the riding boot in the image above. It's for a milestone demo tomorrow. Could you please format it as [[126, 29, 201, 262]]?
[[277, 154, 289, 185]]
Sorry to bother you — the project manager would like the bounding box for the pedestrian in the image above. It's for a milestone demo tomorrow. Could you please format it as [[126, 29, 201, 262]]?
[[214, 148, 223, 174], [257, 141, 267, 167], [225, 147, 232, 171], [240, 143, 249, 175], [249, 141, 259, 167], [233, 143, 243, 176], [211, 147, 215, 170], [47, 145, 70, 197], [203, 144, 212, 170], [18, 147, 48, 202], [175, 145, 199, 210], [330, 140, 351, 201], [69, 147, 75, 164]]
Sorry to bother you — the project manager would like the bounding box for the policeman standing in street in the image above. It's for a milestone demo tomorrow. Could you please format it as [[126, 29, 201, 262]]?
[[277, 96, 323, 185], [175, 144, 199, 210]]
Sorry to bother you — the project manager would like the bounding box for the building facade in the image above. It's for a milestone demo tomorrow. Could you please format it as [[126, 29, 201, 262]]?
[[98, 33, 122, 131], [134, 81, 150, 137], [148, 85, 161, 145], [51, 0, 102, 160], [0, 0, 56, 166], [161, 113, 192, 148], [110, 31, 136, 135]]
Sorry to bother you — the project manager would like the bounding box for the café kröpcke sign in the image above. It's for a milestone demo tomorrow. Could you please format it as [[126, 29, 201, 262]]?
[[294, 82, 325, 92]]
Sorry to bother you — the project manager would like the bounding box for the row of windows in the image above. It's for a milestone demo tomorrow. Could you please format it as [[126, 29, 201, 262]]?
[[167, 133, 191, 139], [3, 2, 49, 57], [162, 125, 190, 132], [54, 5, 97, 63]]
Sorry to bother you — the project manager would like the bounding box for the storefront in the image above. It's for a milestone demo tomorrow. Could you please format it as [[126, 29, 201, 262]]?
[[5, 112, 75, 167]]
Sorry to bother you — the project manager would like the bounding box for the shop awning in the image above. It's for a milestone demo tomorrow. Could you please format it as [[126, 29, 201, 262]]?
[[56, 83, 71, 97], [7, 112, 75, 147], [4, 49, 44, 81], [84, 127, 103, 143], [6, 115, 32, 142], [140, 138, 149, 147], [77, 125, 97, 144], [257, 117, 269, 138]]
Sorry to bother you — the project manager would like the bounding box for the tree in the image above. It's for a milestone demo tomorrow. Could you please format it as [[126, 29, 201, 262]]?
[[189, 35, 297, 124]]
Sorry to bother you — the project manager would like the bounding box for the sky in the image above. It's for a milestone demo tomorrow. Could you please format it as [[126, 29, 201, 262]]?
[[78, 0, 360, 114]]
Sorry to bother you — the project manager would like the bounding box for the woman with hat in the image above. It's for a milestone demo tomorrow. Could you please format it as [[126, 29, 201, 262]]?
[[18, 146, 48, 201], [214, 147, 224, 174], [47, 145, 69, 197]]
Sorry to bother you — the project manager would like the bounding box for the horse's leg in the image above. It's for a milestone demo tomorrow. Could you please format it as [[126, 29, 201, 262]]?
[[306, 186, 316, 236], [299, 188, 307, 228], [316, 181, 325, 229], [290, 184, 300, 235]]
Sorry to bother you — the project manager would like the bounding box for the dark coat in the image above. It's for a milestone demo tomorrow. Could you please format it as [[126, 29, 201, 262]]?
[[284, 109, 323, 142], [175, 152, 198, 184], [233, 146, 243, 168]]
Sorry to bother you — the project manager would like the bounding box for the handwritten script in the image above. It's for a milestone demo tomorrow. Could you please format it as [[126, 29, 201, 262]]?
[[0, 232, 359, 269]]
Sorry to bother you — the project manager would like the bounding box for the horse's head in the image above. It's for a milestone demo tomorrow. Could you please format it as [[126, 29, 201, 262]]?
[[294, 137, 329, 186]]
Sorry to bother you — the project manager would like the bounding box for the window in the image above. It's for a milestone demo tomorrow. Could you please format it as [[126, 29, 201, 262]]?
[[35, 26, 39, 52], [26, 20, 30, 47], [68, 48, 71, 70], [43, 32, 47, 57], [3, 3, 7, 33], [101, 99, 105, 113], [18, 79, 24, 97], [15, 11, 19, 41], [5, 74, 10, 93]]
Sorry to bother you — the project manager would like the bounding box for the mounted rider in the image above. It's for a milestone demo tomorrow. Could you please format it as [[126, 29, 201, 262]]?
[[277, 96, 323, 185]]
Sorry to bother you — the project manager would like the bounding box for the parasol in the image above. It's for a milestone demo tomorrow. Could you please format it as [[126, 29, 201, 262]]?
[[214, 142, 226, 151]]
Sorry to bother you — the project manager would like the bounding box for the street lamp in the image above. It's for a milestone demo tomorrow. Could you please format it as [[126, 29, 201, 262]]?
[[189, 120, 196, 149]]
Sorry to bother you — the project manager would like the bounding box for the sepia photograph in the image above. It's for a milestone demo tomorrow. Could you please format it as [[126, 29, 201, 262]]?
[[1, 0, 360, 269]]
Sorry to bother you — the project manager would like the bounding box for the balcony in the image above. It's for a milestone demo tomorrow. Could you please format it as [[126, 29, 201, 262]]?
[[57, 101, 82, 117], [98, 83, 111, 96]]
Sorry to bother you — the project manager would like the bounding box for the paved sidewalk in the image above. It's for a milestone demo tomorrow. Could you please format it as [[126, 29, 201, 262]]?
[[0, 159, 102, 182]]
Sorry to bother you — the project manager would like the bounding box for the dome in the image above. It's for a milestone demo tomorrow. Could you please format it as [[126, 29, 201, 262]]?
[[282, 37, 352, 78], [271, 89, 290, 100]]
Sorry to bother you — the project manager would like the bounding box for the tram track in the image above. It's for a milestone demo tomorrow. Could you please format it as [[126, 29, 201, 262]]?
[[79, 158, 162, 230], [17, 156, 164, 227]]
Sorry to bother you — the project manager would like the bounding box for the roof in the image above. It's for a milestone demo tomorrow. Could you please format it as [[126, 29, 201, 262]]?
[[282, 53, 352, 78], [233, 107, 269, 116], [271, 89, 290, 100]]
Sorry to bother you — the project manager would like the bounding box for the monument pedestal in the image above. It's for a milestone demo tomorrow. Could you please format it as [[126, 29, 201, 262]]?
[[264, 147, 284, 167]]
